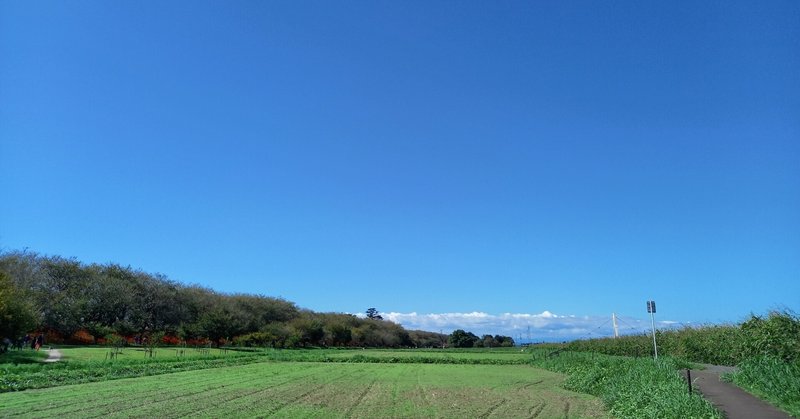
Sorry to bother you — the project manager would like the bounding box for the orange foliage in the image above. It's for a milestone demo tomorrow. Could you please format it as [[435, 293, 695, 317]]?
[[161, 335, 181, 345], [186, 338, 209, 346], [70, 329, 94, 344]]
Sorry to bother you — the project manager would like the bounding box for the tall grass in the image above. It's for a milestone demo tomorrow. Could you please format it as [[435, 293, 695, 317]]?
[[566, 310, 800, 366], [532, 352, 721, 418], [726, 356, 800, 417], [562, 310, 800, 416]]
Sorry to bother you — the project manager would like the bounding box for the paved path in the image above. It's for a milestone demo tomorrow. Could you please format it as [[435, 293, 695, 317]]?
[[44, 348, 62, 363], [690, 366, 792, 419]]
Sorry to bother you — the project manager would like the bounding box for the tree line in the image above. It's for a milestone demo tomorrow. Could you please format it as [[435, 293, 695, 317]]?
[[448, 329, 515, 348], [0, 251, 457, 349]]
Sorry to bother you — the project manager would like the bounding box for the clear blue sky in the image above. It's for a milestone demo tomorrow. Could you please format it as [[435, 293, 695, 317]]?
[[2, 1, 798, 337]]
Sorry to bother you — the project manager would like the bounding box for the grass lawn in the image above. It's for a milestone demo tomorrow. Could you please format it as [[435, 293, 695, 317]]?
[[0, 361, 608, 418]]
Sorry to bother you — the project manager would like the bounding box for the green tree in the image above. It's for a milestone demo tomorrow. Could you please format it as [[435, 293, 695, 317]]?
[[495, 334, 515, 347], [38, 257, 91, 337], [408, 330, 447, 348], [0, 250, 429, 350], [448, 329, 479, 348], [366, 307, 383, 320], [291, 316, 325, 347], [143, 331, 165, 357], [0, 271, 38, 340], [326, 322, 353, 346], [84, 321, 113, 344], [479, 334, 496, 347], [199, 307, 237, 346], [261, 322, 292, 348]]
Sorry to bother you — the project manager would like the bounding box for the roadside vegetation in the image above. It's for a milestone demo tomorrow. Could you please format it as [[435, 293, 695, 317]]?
[[565, 310, 800, 366], [727, 355, 800, 417], [530, 351, 720, 418], [565, 310, 800, 417]]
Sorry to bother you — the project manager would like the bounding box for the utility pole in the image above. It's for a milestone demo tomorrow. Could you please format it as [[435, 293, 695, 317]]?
[[647, 300, 658, 360], [612, 313, 619, 338]]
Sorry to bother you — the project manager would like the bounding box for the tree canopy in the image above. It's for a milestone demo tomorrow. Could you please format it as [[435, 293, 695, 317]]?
[[0, 271, 37, 343], [365, 307, 383, 320], [0, 251, 452, 349]]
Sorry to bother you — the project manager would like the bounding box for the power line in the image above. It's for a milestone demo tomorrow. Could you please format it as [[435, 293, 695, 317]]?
[[581, 317, 612, 339]]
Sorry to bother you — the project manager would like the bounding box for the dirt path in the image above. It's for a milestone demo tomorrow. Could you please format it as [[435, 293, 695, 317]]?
[[691, 365, 792, 419], [44, 348, 62, 363]]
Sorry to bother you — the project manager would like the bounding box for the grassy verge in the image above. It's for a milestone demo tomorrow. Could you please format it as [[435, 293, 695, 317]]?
[[531, 352, 722, 419], [726, 355, 800, 417]]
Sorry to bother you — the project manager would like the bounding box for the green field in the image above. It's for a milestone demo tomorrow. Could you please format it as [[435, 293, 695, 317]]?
[[0, 361, 608, 418], [55, 346, 239, 362], [0, 346, 728, 417], [324, 347, 534, 362], [51, 346, 531, 363]]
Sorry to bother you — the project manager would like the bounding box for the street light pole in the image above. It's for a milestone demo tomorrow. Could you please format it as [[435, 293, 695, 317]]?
[[647, 300, 658, 360]]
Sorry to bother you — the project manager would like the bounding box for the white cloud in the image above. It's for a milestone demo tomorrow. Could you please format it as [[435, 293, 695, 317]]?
[[381, 311, 680, 342]]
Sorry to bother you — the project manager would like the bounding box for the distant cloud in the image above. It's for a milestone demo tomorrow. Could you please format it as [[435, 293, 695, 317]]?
[[381, 311, 681, 342]]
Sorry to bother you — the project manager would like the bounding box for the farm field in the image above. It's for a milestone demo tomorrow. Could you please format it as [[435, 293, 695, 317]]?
[[55, 346, 240, 362], [323, 347, 534, 362], [49, 346, 533, 363], [0, 361, 608, 418]]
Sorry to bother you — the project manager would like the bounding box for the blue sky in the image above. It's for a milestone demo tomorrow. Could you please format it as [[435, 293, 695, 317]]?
[[2, 1, 798, 340]]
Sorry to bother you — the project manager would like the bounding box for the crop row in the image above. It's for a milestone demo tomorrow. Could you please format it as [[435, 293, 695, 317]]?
[[0, 347, 555, 392], [0, 351, 264, 392], [0, 363, 607, 418]]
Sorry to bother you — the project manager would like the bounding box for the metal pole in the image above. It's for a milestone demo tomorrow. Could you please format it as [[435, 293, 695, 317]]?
[[650, 310, 658, 360], [686, 369, 692, 394]]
